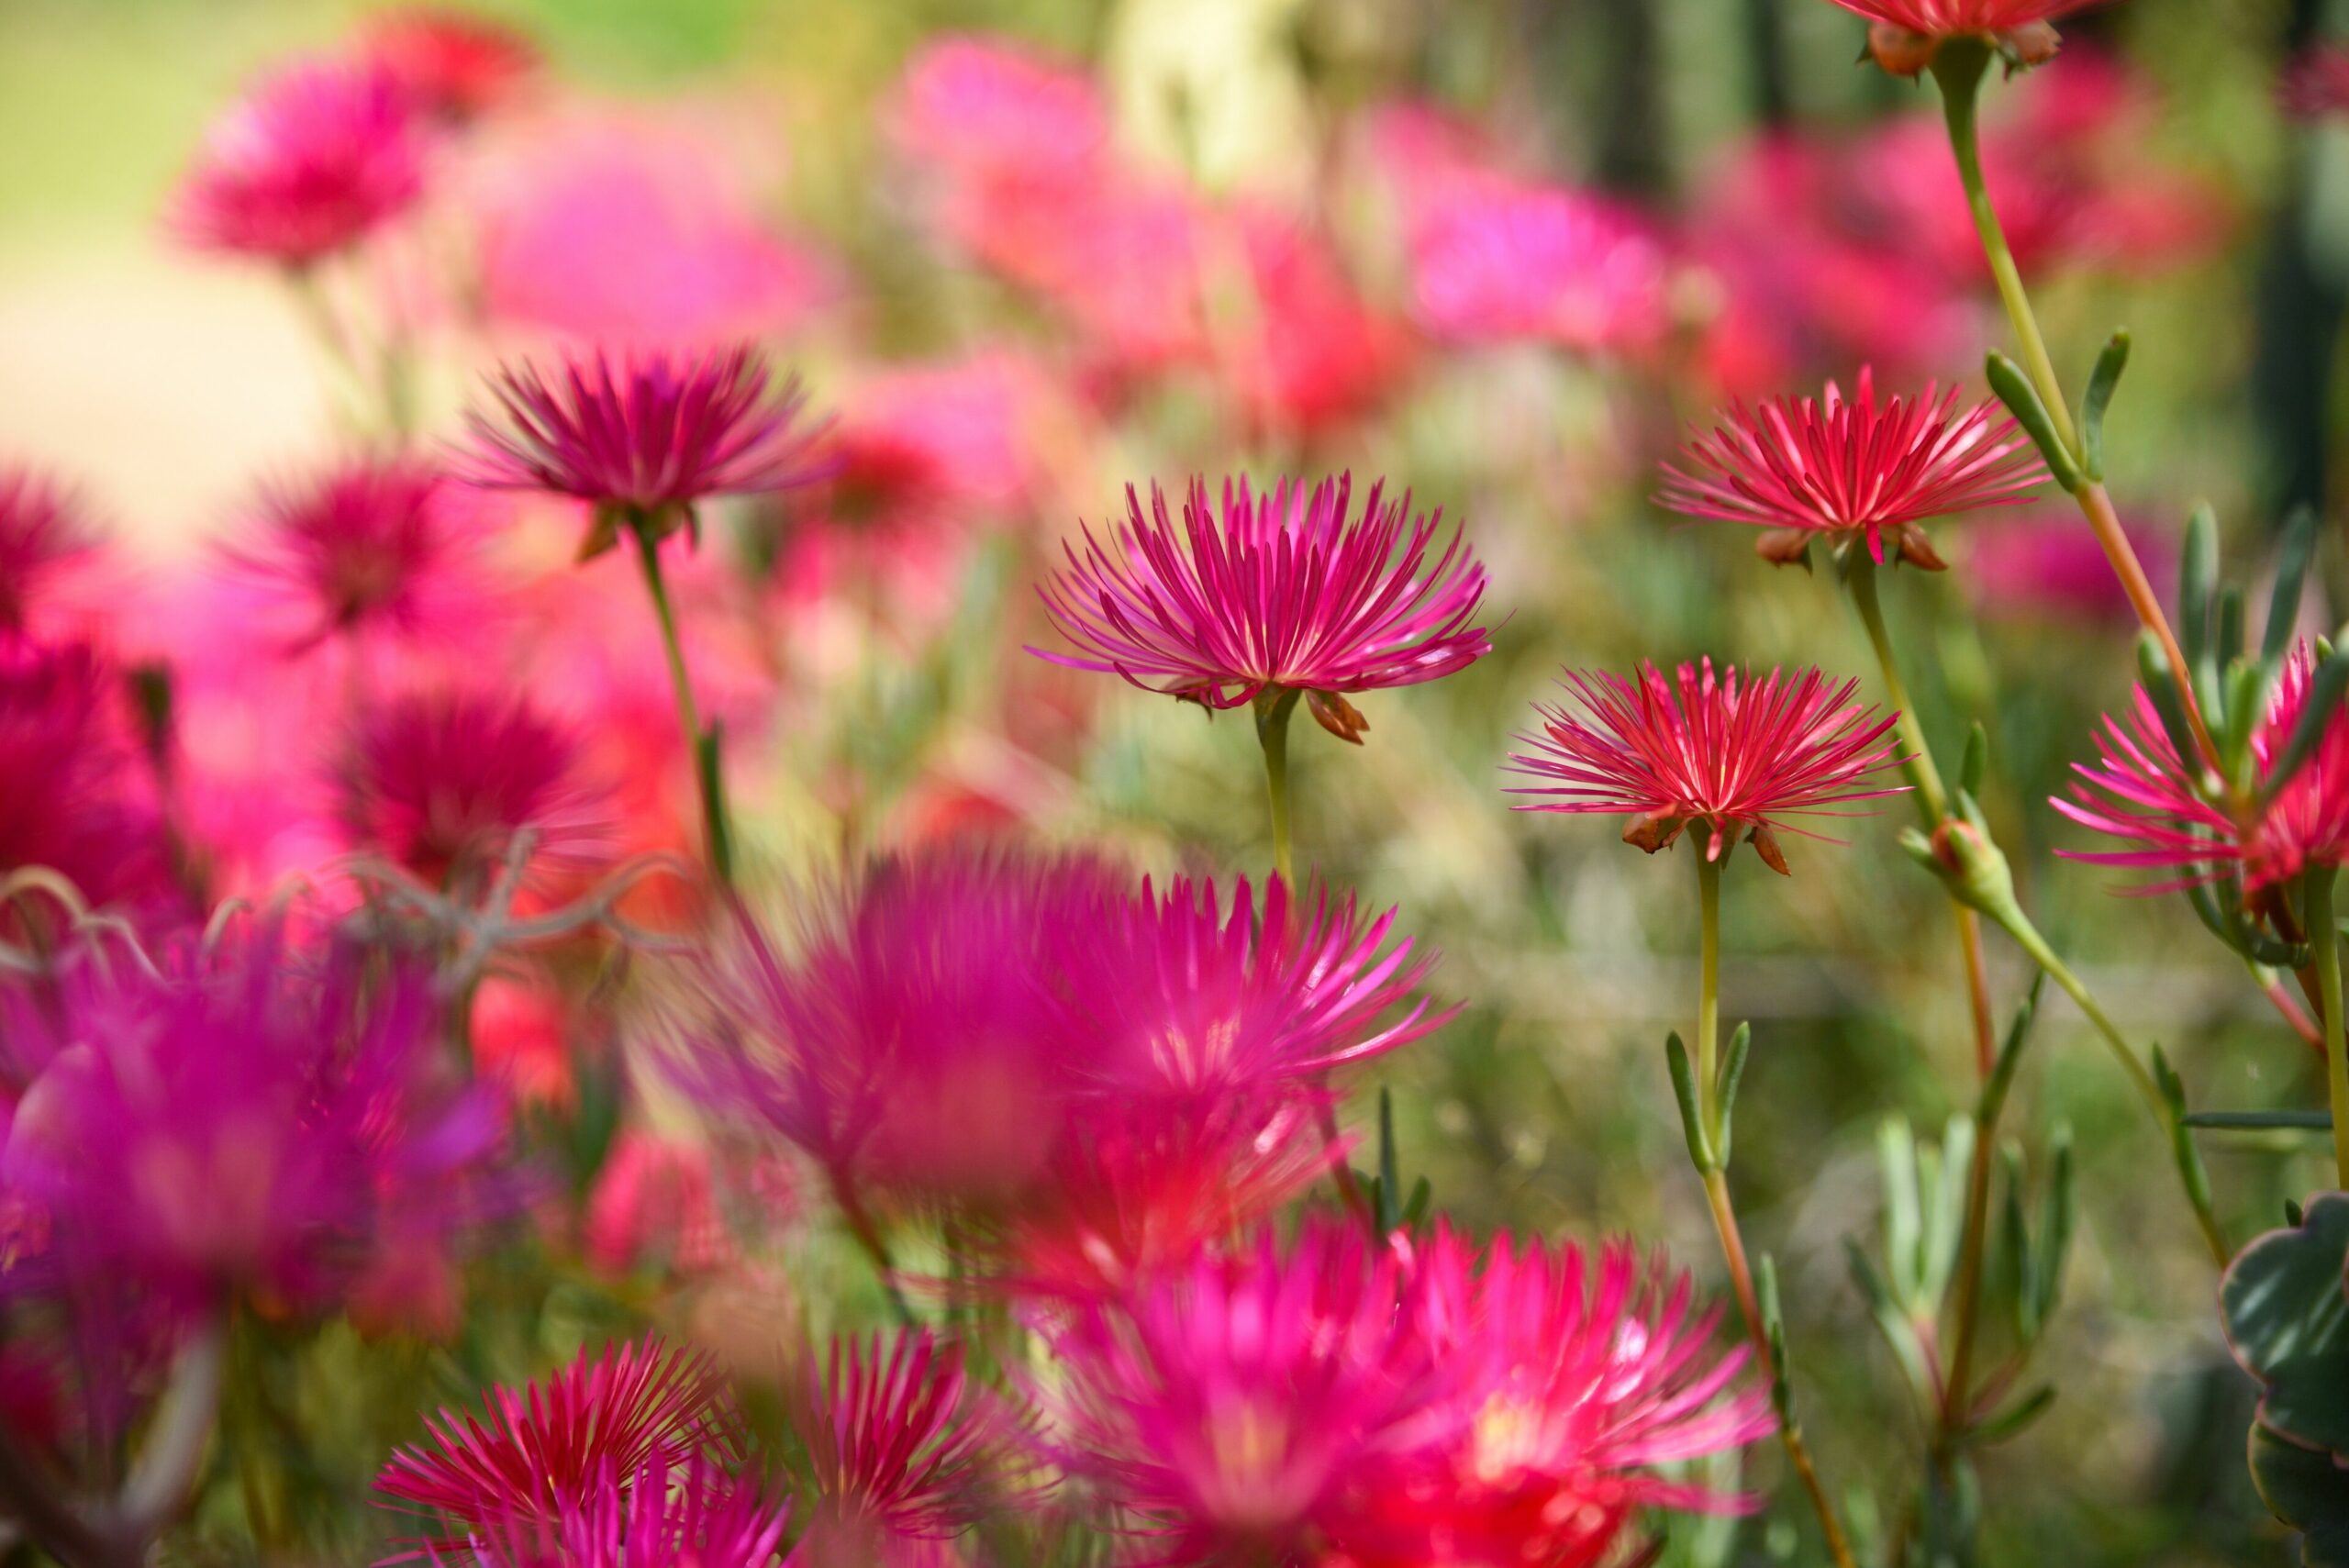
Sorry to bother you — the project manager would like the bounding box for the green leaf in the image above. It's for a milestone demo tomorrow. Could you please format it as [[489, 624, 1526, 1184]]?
[[1845, 1238, 1934, 1403], [2135, 635, 2205, 776], [2187, 1110, 2337, 1132], [2264, 651, 2349, 807], [2269, 506, 2322, 665], [2222, 1194, 2349, 1455], [2180, 503, 2218, 680], [1980, 972, 2046, 1126], [1756, 1252, 1794, 1423], [2079, 329, 2129, 482], [1400, 1176, 1432, 1229], [1878, 1117, 1924, 1303], [1987, 352, 2082, 491], [2249, 1424, 2349, 1566], [1965, 1385, 2057, 1449], [1664, 1033, 1715, 1172], [1375, 1086, 1400, 1235], [1717, 1021, 1752, 1168], [2033, 1129, 2076, 1332], [2152, 1046, 2216, 1218], [1961, 722, 1989, 799]]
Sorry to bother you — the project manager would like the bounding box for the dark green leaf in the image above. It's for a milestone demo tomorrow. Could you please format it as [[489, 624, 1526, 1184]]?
[[1717, 1021, 1752, 1168], [2269, 506, 2322, 665], [1986, 351, 2082, 491], [2180, 503, 2218, 680], [1664, 1033, 1713, 1172], [2079, 330, 2129, 482]]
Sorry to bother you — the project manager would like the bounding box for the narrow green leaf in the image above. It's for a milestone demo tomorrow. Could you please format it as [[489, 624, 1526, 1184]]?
[[1878, 1117, 1923, 1302], [2266, 506, 2321, 664], [2134, 635, 2204, 775], [1980, 971, 2046, 1125], [1987, 351, 2082, 491], [1375, 1086, 1400, 1234], [2033, 1128, 2076, 1329], [2079, 329, 2129, 481], [2184, 1109, 2336, 1131], [1757, 1253, 1794, 1422], [1844, 1238, 1935, 1402], [2179, 503, 2218, 679], [1401, 1175, 1432, 1228], [1717, 1021, 1753, 1169], [2218, 586, 2247, 670], [1664, 1033, 1714, 1172], [1964, 1385, 2057, 1448], [1961, 721, 1989, 799]]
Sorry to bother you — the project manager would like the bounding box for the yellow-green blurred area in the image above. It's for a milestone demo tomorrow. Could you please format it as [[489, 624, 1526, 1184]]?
[[5, 1, 2345, 1564]]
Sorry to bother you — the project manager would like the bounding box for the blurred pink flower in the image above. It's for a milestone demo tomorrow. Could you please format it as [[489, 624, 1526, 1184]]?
[[798, 1330, 1020, 1553], [0, 639, 170, 910], [1223, 211, 1409, 432], [333, 689, 604, 890], [461, 345, 831, 558], [889, 35, 1108, 185], [377, 1337, 743, 1540], [361, 8, 538, 125], [0, 469, 103, 640], [468, 114, 831, 345], [173, 59, 426, 267], [821, 353, 1056, 528], [1508, 659, 1910, 872], [1407, 182, 1670, 356], [2058, 641, 2349, 893], [1960, 509, 2172, 625], [583, 1129, 737, 1278], [2285, 46, 2349, 119], [1032, 474, 1490, 743], [1039, 1218, 1453, 1568], [1659, 370, 2046, 568]]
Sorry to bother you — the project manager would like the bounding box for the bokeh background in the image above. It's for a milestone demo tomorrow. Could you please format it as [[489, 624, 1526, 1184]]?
[[5, 0, 2345, 1562]]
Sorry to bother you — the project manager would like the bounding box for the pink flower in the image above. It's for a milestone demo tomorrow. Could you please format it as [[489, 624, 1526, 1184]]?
[[0, 639, 170, 909], [1039, 1218, 1455, 1567], [1032, 475, 1489, 742], [0, 469, 101, 639], [1658, 370, 2047, 568], [459, 345, 830, 558], [2056, 641, 2349, 893], [1063, 873, 1453, 1112], [0, 932, 508, 1312], [467, 115, 831, 347], [799, 1330, 1019, 1551], [377, 1337, 743, 1540], [1824, 0, 2108, 73], [451, 1451, 794, 1568], [1408, 182, 1670, 356], [334, 690, 603, 889], [583, 1129, 737, 1278], [224, 456, 484, 654], [173, 59, 426, 267], [360, 8, 537, 124], [820, 354, 1057, 528], [1960, 508, 2173, 625], [1508, 659, 1910, 873], [889, 36, 1108, 185], [2285, 46, 2349, 119], [1350, 1227, 1772, 1568]]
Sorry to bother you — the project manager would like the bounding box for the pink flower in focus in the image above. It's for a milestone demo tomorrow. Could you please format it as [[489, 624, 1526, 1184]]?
[[799, 1330, 1018, 1552], [1032, 475, 1490, 743], [1351, 1227, 1772, 1567], [1040, 1218, 1453, 1567], [0, 639, 169, 909], [468, 116, 831, 347], [361, 8, 537, 124], [1658, 370, 2047, 568], [173, 59, 426, 267], [460, 345, 831, 558], [334, 689, 603, 888], [1824, 0, 2108, 74], [376, 1337, 743, 1539], [1508, 659, 1910, 872], [0, 469, 101, 639], [452, 1451, 795, 1568], [224, 456, 484, 654], [2056, 641, 2349, 893], [1065, 873, 1453, 1112]]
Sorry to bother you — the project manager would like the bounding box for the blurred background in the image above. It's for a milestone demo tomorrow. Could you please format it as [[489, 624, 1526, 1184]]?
[[5, 0, 2345, 1561]]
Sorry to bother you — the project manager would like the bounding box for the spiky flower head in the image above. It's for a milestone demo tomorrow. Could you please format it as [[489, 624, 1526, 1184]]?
[[1039, 1218, 1454, 1568], [1823, 0, 2109, 77], [1032, 474, 1489, 743], [362, 8, 538, 124], [172, 59, 426, 267], [443, 1451, 794, 1568], [228, 456, 475, 653], [1658, 370, 2047, 569], [377, 1338, 743, 1543], [2055, 640, 2349, 892], [0, 468, 100, 639], [458, 345, 831, 561], [1508, 659, 1910, 873], [1360, 1226, 1772, 1566], [334, 690, 601, 889]]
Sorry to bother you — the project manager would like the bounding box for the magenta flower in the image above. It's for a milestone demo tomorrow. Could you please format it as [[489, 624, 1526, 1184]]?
[[0, 931, 507, 1312], [1825, 0, 2107, 73], [0, 469, 99, 639], [1508, 659, 1909, 873], [1039, 1218, 1455, 1567], [1359, 1226, 1772, 1566], [172, 59, 426, 267], [1063, 873, 1453, 1112], [361, 8, 538, 125], [377, 1338, 743, 1540], [2055, 641, 2349, 893], [459, 345, 831, 559], [449, 1451, 794, 1568], [1033, 475, 1490, 743], [0, 639, 169, 909], [1408, 182, 1670, 356], [1659, 370, 2047, 568], [227, 456, 478, 653], [799, 1330, 1020, 1554], [334, 690, 602, 888]]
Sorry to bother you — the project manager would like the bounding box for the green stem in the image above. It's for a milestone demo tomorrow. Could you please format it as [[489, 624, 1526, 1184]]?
[[2310, 868, 2349, 1189], [1698, 855, 1724, 1148], [834, 1177, 917, 1328], [1253, 687, 1301, 884], [1844, 555, 1949, 825], [627, 513, 734, 886]]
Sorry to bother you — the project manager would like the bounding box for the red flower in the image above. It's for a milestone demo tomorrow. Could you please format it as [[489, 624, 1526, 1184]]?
[[0, 469, 100, 639], [1508, 659, 1909, 873], [799, 1330, 1022, 1551], [226, 456, 480, 654], [1658, 369, 2046, 568], [172, 59, 425, 267], [361, 8, 537, 123]]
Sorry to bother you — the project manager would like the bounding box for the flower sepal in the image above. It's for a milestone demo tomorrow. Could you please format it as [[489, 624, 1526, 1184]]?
[[1308, 688, 1371, 745], [585, 501, 694, 563]]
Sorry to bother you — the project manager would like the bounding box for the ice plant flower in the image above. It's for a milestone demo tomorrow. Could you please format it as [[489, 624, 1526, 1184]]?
[[1824, 0, 2108, 76], [376, 1337, 743, 1540], [1038, 1218, 1455, 1567], [0, 468, 99, 639], [1406, 182, 1670, 356], [1032, 474, 1489, 743], [797, 1330, 1018, 1556], [448, 1451, 795, 1568], [226, 456, 476, 654], [1360, 1227, 1773, 1566], [334, 690, 602, 890], [1062, 873, 1453, 1113], [1508, 659, 1909, 873], [1658, 371, 2048, 568], [459, 345, 830, 560], [0, 639, 169, 908], [172, 59, 426, 267], [361, 8, 537, 124], [2055, 641, 2349, 893]]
